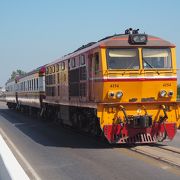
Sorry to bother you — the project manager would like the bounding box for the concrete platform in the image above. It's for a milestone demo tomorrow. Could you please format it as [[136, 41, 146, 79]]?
[[0, 134, 30, 180]]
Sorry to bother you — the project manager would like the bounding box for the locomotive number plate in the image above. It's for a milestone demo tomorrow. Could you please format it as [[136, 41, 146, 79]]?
[[110, 84, 119, 88], [163, 83, 171, 87]]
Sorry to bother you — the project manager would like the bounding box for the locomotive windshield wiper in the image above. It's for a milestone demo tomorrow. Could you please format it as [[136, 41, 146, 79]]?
[[121, 61, 139, 75], [143, 59, 160, 75]]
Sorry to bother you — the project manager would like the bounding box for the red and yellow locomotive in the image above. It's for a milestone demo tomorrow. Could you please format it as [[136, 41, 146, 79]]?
[[6, 29, 180, 144]]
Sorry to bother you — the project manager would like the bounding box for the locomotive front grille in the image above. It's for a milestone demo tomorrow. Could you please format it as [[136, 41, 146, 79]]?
[[118, 133, 156, 144], [127, 115, 152, 128]]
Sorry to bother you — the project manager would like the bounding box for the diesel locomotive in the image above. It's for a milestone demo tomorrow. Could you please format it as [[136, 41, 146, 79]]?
[[6, 28, 180, 144]]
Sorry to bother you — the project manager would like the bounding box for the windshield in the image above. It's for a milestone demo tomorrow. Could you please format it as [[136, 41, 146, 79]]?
[[107, 49, 139, 69], [142, 48, 172, 69]]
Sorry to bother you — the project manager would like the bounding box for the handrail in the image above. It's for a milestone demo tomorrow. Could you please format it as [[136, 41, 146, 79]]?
[[102, 69, 177, 76]]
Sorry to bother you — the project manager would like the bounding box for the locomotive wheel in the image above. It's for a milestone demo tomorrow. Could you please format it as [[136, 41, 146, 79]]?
[[7, 103, 11, 109]]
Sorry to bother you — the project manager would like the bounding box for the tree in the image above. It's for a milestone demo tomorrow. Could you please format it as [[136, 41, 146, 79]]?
[[10, 69, 26, 80]]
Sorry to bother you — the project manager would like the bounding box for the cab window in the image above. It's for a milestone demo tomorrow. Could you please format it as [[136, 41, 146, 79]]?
[[142, 48, 172, 69], [107, 49, 139, 69], [94, 53, 99, 74]]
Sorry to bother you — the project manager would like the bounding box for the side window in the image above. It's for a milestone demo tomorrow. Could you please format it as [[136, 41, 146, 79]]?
[[80, 55, 85, 66], [53, 65, 55, 73], [71, 58, 76, 68], [46, 67, 49, 74], [56, 64, 59, 72], [61, 62, 65, 70], [94, 53, 99, 74], [30, 80, 31, 91], [24, 82, 25, 91], [57, 73, 60, 84], [49, 67, 52, 74], [32, 80, 33, 91], [36, 79, 38, 90], [34, 79, 36, 91]]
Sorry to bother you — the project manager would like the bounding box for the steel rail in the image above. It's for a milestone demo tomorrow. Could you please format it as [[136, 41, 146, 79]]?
[[130, 145, 180, 168]]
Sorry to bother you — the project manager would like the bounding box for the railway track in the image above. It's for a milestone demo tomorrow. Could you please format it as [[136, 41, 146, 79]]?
[[131, 145, 180, 168], [1, 100, 180, 170]]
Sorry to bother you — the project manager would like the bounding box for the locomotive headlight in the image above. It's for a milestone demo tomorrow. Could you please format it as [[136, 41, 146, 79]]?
[[134, 35, 147, 43], [108, 91, 115, 98], [168, 90, 174, 97], [116, 91, 123, 99], [159, 90, 167, 97], [129, 34, 148, 44]]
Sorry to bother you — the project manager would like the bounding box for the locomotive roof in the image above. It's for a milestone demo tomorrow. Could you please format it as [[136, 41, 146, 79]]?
[[98, 34, 175, 48], [6, 65, 46, 84], [18, 65, 46, 80], [5, 78, 16, 85], [48, 33, 175, 66]]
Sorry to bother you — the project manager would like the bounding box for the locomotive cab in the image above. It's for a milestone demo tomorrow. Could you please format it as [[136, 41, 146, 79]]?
[[95, 29, 179, 143]]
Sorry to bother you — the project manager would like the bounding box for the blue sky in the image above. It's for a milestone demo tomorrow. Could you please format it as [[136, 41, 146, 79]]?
[[0, 0, 180, 85]]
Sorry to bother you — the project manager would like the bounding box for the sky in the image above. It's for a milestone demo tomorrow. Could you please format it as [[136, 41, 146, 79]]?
[[0, 0, 180, 86]]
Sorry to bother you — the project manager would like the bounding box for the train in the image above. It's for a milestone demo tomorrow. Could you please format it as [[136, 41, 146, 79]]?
[[5, 28, 180, 144]]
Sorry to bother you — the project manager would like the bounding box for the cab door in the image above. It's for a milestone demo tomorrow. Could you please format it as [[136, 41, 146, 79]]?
[[88, 52, 100, 101]]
